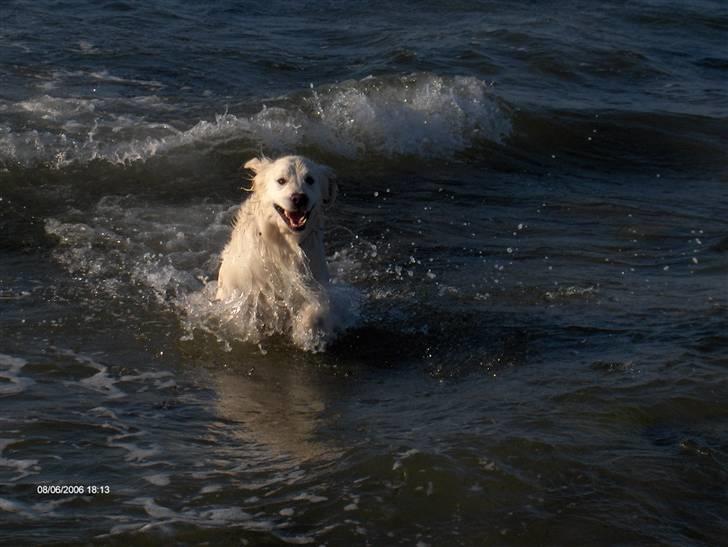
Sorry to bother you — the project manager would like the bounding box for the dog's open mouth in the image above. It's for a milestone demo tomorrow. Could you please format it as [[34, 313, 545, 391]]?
[[274, 204, 311, 232]]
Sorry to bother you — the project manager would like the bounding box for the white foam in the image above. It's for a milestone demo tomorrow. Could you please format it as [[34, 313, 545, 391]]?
[[2, 73, 510, 167], [1, 498, 75, 527], [87, 70, 163, 89], [0, 354, 35, 397], [77, 40, 100, 54], [46, 199, 363, 352], [107, 433, 161, 463], [119, 371, 174, 382], [17, 95, 98, 119], [544, 285, 598, 301], [176, 269, 362, 352], [0, 438, 40, 480], [100, 497, 259, 537], [143, 473, 171, 486], [0, 497, 35, 518], [300, 73, 510, 156], [54, 348, 179, 400], [63, 352, 126, 400], [392, 448, 420, 471], [136, 497, 176, 519], [80, 370, 125, 399], [292, 493, 328, 503]]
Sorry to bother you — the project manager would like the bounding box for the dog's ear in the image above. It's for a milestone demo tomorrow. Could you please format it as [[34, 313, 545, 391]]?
[[243, 156, 270, 174], [321, 165, 338, 207]]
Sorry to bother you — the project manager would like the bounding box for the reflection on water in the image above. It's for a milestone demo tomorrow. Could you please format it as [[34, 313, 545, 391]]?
[[213, 357, 338, 463]]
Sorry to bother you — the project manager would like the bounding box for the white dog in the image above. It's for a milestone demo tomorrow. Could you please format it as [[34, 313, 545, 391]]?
[[216, 155, 337, 347]]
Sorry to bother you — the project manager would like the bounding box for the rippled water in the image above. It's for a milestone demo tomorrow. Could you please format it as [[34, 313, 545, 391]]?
[[1, 0, 727, 544]]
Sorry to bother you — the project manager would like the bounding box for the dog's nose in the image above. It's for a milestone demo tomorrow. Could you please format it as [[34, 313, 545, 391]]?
[[290, 193, 308, 209]]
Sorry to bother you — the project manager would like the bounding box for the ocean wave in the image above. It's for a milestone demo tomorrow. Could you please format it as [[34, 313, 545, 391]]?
[[0, 73, 511, 168]]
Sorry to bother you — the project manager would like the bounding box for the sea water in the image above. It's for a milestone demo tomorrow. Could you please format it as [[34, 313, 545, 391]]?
[[1, 1, 727, 544]]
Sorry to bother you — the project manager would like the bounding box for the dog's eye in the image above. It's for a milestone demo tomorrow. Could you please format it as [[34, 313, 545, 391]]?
[[305, 175, 315, 185], [276, 177, 286, 185]]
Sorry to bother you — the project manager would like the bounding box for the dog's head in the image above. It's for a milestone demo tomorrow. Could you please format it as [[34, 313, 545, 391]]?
[[244, 155, 337, 240]]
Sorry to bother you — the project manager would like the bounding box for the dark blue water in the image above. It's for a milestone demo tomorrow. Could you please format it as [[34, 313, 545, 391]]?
[[1, 1, 727, 544]]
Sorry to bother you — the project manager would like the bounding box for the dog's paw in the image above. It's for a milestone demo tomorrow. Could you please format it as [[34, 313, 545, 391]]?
[[292, 302, 332, 350]]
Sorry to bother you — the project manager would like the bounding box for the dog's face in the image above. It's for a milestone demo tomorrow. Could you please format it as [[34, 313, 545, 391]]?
[[245, 155, 336, 240]]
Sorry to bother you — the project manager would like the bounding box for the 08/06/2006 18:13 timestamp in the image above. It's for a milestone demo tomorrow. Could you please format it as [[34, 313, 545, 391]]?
[[36, 485, 111, 495]]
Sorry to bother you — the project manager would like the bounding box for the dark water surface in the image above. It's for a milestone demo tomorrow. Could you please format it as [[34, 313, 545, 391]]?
[[1, 0, 727, 544]]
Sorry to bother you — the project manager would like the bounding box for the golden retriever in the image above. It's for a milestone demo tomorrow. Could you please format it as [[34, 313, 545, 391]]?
[[216, 155, 337, 348]]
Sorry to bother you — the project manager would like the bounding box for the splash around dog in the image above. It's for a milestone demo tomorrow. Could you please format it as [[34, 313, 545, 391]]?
[[216, 155, 345, 351]]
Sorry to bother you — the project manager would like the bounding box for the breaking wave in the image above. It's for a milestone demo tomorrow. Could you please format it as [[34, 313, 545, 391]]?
[[0, 73, 510, 168]]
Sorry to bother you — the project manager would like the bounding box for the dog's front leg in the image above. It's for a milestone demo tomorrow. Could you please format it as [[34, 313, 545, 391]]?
[[292, 299, 332, 348]]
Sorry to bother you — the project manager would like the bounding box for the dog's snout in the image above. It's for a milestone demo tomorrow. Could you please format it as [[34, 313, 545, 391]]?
[[290, 193, 308, 209]]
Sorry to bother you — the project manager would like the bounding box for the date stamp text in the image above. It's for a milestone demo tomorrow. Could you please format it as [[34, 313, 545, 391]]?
[[36, 485, 111, 495]]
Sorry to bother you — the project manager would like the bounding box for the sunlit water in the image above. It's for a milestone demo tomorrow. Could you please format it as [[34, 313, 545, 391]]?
[[1, 1, 727, 544]]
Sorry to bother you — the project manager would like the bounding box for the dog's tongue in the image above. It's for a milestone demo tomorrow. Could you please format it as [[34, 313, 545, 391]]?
[[286, 210, 306, 227]]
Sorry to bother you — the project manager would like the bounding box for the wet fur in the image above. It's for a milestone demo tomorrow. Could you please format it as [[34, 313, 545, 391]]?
[[216, 155, 337, 347]]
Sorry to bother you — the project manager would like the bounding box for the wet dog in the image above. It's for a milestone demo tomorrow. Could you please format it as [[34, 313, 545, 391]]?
[[216, 155, 337, 347]]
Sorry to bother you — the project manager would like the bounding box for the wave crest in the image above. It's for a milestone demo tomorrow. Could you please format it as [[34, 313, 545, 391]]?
[[1, 73, 511, 168]]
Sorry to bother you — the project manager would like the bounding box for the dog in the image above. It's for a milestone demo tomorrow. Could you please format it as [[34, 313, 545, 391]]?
[[216, 155, 337, 348]]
